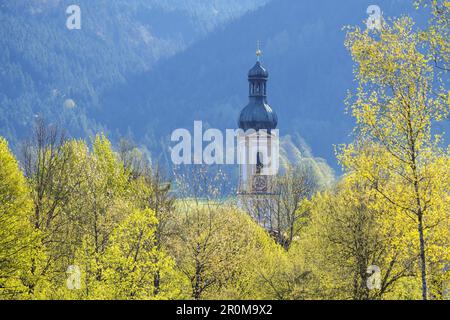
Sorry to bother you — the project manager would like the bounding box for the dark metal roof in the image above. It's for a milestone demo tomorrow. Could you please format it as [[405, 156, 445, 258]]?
[[238, 60, 277, 131], [238, 100, 278, 131], [248, 61, 268, 78]]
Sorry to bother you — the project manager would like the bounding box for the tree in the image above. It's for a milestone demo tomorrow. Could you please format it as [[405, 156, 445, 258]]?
[[117, 138, 150, 179], [170, 203, 254, 299], [72, 134, 130, 298], [117, 139, 176, 296], [142, 165, 176, 296], [415, 0, 450, 72], [20, 120, 90, 296], [273, 165, 315, 249], [22, 119, 74, 231], [341, 17, 449, 299], [252, 234, 314, 300], [100, 208, 178, 300], [0, 138, 34, 298], [302, 176, 417, 300], [169, 166, 254, 299]]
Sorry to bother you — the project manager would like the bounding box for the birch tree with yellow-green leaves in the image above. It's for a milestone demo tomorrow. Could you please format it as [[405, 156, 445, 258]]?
[[340, 16, 449, 300], [0, 138, 35, 298]]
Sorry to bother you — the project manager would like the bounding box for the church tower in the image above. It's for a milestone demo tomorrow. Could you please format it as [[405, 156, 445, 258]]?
[[237, 47, 279, 231]]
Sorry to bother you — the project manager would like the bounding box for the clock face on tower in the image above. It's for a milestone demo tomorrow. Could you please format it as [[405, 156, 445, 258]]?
[[252, 175, 268, 193]]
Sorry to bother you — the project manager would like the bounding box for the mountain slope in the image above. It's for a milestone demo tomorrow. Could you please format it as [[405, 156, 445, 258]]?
[[0, 0, 268, 144], [99, 0, 421, 168], [1, 0, 440, 171]]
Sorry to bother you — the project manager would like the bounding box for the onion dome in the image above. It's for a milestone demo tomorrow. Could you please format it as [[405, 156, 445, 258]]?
[[238, 49, 277, 131]]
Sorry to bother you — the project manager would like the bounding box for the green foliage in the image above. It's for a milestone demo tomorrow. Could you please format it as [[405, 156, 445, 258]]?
[[73, 208, 180, 300], [0, 123, 448, 300], [0, 138, 34, 298], [340, 15, 449, 300], [301, 176, 420, 300], [0, 2, 448, 301]]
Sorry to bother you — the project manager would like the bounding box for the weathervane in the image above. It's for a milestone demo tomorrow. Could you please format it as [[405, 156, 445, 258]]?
[[256, 40, 262, 61]]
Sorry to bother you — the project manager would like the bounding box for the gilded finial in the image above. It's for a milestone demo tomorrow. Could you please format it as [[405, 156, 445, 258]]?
[[256, 40, 262, 61]]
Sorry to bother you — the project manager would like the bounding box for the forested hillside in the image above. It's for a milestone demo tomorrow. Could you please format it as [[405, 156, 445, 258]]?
[[1, 0, 436, 171], [102, 0, 425, 166], [0, 0, 268, 145]]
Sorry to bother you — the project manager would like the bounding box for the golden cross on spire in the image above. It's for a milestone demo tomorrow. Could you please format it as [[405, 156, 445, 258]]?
[[256, 40, 262, 61]]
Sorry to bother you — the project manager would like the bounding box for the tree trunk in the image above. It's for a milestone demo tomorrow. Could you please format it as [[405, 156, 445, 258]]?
[[193, 268, 201, 300], [417, 213, 428, 300], [410, 129, 427, 300], [153, 270, 160, 296], [193, 243, 202, 300]]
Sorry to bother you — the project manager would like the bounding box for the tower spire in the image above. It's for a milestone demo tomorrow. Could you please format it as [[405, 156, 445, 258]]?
[[256, 40, 262, 62], [239, 51, 277, 131]]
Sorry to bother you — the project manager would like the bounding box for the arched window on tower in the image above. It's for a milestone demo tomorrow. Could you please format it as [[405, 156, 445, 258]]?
[[256, 152, 264, 174]]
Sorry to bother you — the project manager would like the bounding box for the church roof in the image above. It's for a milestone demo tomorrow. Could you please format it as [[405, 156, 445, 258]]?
[[238, 55, 277, 131], [248, 61, 268, 79], [238, 102, 278, 131]]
